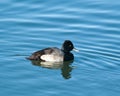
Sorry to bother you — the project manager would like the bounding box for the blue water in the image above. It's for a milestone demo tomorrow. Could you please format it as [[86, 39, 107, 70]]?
[[0, 0, 120, 96]]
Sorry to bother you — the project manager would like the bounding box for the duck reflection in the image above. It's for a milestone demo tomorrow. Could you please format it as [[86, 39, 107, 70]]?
[[61, 61, 73, 79], [30, 60, 74, 79]]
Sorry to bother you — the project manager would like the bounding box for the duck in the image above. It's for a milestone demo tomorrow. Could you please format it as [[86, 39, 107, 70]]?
[[27, 40, 78, 62]]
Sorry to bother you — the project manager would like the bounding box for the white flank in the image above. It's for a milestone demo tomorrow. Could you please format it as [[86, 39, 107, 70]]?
[[41, 54, 63, 62]]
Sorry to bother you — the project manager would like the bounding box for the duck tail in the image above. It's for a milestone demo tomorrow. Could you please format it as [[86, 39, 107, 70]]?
[[26, 55, 35, 60]]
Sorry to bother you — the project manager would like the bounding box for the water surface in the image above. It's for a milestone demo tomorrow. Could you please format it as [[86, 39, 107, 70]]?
[[0, 0, 120, 96]]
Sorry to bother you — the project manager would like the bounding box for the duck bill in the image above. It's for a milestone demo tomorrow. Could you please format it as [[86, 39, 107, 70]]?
[[73, 48, 79, 52]]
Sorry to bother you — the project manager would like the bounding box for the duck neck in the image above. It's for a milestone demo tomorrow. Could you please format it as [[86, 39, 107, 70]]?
[[62, 49, 70, 53]]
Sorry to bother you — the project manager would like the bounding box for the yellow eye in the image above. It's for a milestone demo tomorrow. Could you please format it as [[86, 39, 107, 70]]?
[[69, 45, 71, 47]]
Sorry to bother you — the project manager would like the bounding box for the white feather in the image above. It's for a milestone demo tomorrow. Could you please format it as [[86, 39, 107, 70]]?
[[41, 54, 63, 62], [41, 49, 64, 62]]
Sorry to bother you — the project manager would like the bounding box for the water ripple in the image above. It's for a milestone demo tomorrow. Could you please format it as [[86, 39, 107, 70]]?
[[0, 0, 120, 96]]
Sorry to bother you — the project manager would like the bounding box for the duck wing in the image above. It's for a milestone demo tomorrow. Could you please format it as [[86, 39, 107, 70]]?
[[27, 47, 53, 60], [27, 47, 64, 62]]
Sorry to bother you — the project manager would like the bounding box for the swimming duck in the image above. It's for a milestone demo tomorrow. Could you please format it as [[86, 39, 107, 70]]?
[[27, 40, 77, 62]]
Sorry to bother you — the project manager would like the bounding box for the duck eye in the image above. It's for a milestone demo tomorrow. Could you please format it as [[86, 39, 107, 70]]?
[[69, 45, 72, 47]]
